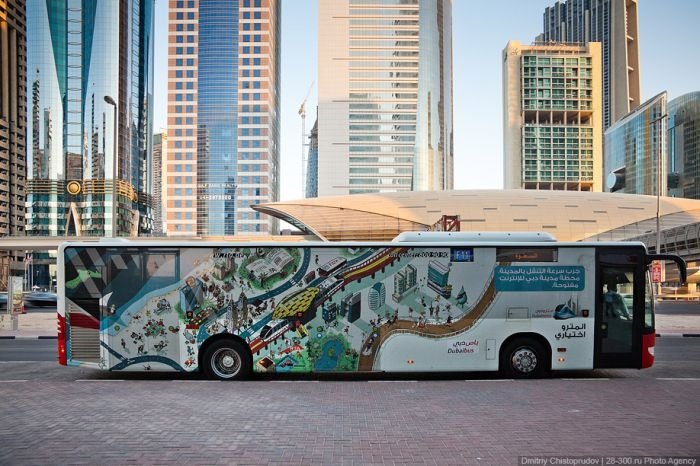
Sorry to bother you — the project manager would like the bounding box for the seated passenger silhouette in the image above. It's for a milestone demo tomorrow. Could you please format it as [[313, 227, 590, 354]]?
[[604, 283, 631, 320]]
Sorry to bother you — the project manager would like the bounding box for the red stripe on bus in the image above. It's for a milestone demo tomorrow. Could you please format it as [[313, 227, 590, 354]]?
[[69, 314, 99, 330]]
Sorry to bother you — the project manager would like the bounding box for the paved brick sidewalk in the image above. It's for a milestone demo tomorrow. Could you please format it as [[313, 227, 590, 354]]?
[[0, 376, 698, 465], [0, 312, 55, 338]]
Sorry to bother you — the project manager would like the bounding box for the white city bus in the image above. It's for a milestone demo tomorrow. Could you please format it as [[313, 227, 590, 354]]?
[[57, 232, 686, 379]]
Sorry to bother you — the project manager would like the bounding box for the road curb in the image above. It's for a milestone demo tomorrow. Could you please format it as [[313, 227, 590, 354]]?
[[0, 336, 57, 340], [656, 333, 700, 338]]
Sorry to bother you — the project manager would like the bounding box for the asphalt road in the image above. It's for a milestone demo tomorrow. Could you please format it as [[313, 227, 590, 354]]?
[[1, 337, 698, 377], [23, 305, 55, 313], [655, 300, 700, 315], [0, 338, 56, 362]]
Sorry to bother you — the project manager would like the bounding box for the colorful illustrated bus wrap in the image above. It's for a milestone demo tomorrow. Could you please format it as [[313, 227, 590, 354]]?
[[57, 233, 686, 379]]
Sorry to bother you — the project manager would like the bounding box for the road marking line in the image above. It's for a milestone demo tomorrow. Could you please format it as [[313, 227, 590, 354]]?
[[176, 380, 221, 383], [0, 361, 38, 364], [465, 379, 514, 382], [270, 380, 319, 383], [0, 380, 29, 383], [368, 380, 417, 383], [656, 377, 700, 381], [562, 378, 610, 380], [75, 379, 126, 382]]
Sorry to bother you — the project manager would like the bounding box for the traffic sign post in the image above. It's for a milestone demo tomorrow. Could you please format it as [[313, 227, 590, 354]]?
[[651, 260, 664, 284]]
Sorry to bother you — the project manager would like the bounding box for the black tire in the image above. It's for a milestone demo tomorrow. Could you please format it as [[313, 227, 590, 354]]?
[[500, 338, 548, 378], [202, 339, 251, 381]]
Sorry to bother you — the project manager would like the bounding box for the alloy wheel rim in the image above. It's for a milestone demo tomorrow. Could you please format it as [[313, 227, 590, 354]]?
[[212, 348, 241, 379], [511, 347, 537, 374]]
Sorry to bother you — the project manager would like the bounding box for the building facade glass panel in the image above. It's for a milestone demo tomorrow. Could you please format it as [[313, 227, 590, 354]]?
[[26, 0, 154, 237], [539, 0, 640, 129], [318, 0, 452, 196], [197, 0, 239, 236], [166, 0, 280, 236], [668, 92, 700, 200], [604, 93, 667, 196], [504, 41, 603, 191], [0, 0, 28, 282]]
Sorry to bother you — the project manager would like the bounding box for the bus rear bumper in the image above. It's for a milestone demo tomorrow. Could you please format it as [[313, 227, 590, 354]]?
[[641, 332, 655, 368], [58, 313, 67, 366]]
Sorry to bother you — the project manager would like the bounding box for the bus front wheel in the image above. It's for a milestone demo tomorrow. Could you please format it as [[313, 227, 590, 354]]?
[[500, 338, 547, 378], [203, 339, 251, 381]]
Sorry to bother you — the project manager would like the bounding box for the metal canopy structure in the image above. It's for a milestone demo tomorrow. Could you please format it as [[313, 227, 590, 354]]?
[[254, 189, 700, 243]]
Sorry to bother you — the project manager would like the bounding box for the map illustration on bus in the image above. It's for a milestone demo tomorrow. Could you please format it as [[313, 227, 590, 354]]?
[[57, 232, 685, 379]]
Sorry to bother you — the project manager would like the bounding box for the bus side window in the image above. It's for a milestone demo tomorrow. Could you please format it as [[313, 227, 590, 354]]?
[[602, 270, 632, 320], [106, 251, 143, 307], [64, 247, 106, 320], [145, 253, 178, 279]]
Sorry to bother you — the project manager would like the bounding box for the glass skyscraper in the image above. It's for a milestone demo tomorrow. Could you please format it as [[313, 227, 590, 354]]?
[[668, 92, 700, 200], [606, 91, 700, 200], [166, 0, 281, 236], [318, 0, 453, 196], [25, 0, 155, 237], [604, 92, 667, 196], [539, 0, 641, 130]]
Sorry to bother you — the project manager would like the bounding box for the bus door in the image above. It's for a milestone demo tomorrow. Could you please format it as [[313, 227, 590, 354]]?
[[104, 249, 181, 367], [594, 249, 644, 368], [64, 247, 106, 365]]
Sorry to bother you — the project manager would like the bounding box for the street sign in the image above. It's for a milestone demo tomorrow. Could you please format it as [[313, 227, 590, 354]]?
[[651, 260, 664, 283]]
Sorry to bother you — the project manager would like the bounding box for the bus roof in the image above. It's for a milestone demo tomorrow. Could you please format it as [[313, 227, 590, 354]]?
[[392, 231, 557, 243], [57, 233, 648, 252]]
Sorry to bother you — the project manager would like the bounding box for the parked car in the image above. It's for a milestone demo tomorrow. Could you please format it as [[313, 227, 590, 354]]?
[[0, 292, 26, 314], [23, 291, 57, 308]]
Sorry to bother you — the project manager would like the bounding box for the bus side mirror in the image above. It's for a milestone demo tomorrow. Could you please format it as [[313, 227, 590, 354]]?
[[647, 254, 687, 284]]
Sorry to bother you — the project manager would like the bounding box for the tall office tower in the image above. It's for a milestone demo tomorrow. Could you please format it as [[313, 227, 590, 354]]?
[[604, 92, 699, 200], [166, 0, 281, 236], [668, 92, 700, 200], [25, 1, 155, 237], [318, 0, 453, 196], [152, 132, 167, 234], [0, 0, 26, 238], [539, 0, 640, 129], [0, 0, 27, 286], [305, 119, 318, 198], [604, 92, 666, 196], [503, 41, 603, 191]]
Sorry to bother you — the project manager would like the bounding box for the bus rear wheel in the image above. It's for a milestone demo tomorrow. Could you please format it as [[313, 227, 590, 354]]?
[[203, 339, 251, 381], [500, 338, 547, 378]]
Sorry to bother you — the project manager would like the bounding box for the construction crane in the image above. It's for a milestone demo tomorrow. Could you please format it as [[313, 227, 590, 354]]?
[[298, 81, 314, 198]]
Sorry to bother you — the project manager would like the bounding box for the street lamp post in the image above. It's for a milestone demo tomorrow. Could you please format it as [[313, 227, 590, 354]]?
[[650, 112, 667, 296], [104, 96, 118, 237], [650, 113, 667, 256]]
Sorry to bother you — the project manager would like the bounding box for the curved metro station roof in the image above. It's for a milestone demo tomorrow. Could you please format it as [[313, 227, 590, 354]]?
[[254, 189, 700, 243]]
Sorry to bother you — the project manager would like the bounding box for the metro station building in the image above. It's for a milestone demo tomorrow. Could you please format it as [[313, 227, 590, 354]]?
[[254, 189, 700, 290]]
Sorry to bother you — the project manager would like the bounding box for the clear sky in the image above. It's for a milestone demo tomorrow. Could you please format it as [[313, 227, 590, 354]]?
[[153, 0, 700, 201]]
